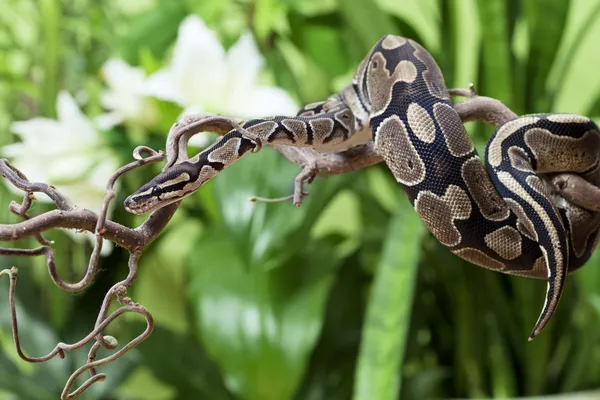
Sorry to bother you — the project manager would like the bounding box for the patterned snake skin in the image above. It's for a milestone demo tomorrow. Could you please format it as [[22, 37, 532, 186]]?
[[125, 35, 600, 340]]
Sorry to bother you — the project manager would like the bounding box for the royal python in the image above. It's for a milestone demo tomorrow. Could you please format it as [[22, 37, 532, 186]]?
[[125, 35, 600, 340]]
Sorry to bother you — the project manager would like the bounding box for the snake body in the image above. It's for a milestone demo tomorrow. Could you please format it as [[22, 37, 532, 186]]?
[[125, 35, 600, 339]]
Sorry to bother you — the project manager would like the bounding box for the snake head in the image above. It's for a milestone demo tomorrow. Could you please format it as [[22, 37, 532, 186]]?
[[124, 162, 204, 214]]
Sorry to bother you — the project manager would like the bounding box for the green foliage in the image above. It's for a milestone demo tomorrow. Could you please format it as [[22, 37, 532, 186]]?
[[2, 0, 600, 399]]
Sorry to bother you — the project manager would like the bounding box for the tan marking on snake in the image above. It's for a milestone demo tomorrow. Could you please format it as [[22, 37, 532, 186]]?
[[410, 39, 449, 99], [507, 146, 533, 172], [376, 115, 426, 186], [157, 173, 191, 189], [563, 203, 600, 258], [485, 226, 523, 260], [488, 116, 540, 167], [433, 103, 474, 157], [461, 157, 510, 221], [525, 128, 600, 173], [505, 198, 537, 241], [454, 248, 506, 271], [208, 137, 243, 163], [381, 35, 407, 50], [246, 120, 277, 142], [310, 118, 335, 144], [546, 114, 591, 124], [281, 119, 308, 144], [509, 256, 548, 279], [335, 109, 355, 132], [414, 185, 471, 247], [367, 52, 417, 112], [407, 102, 436, 143]]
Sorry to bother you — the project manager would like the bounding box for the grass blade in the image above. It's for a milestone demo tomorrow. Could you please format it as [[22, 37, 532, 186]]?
[[353, 202, 424, 400]]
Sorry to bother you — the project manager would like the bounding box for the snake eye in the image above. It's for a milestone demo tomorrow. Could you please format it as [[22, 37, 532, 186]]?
[[151, 186, 163, 196], [372, 60, 378, 69]]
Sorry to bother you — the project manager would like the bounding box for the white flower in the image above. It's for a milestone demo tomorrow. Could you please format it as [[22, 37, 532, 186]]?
[[96, 58, 156, 129], [143, 15, 298, 146], [2, 92, 118, 254]]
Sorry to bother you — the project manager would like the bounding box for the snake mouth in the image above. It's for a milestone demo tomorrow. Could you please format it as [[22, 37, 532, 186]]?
[[123, 195, 159, 215]]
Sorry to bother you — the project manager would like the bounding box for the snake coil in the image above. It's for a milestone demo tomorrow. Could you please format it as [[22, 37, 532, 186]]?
[[125, 35, 600, 340]]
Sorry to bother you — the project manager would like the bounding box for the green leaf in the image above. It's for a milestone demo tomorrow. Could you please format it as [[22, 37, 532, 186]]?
[[375, 0, 440, 52], [338, 0, 397, 53], [124, 325, 234, 399], [353, 201, 424, 400], [119, 1, 187, 65], [550, 0, 600, 114], [523, 0, 570, 110], [212, 147, 345, 270], [133, 217, 201, 334], [188, 232, 339, 400], [475, 0, 514, 109]]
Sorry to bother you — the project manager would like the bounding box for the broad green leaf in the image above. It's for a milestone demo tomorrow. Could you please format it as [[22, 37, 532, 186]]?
[[447, 0, 481, 89], [276, 38, 332, 101], [212, 146, 345, 270], [523, 0, 570, 111], [119, 1, 187, 65], [338, 0, 397, 53], [39, 0, 59, 118], [285, 0, 338, 16], [124, 325, 234, 399], [298, 24, 349, 77], [551, 0, 600, 114], [475, 0, 514, 109], [375, 0, 440, 52], [353, 202, 424, 400], [132, 218, 201, 334], [254, 0, 290, 41], [187, 232, 339, 400]]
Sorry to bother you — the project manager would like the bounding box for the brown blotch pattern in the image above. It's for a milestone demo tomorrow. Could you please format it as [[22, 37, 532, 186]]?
[[407, 102, 436, 143], [281, 119, 308, 144], [367, 52, 417, 113], [208, 137, 243, 164], [484, 226, 523, 260], [509, 256, 548, 279], [433, 103, 474, 157], [247, 121, 277, 139], [524, 128, 600, 173], [309, 118, 335, 144], [507, 146, 533, 172], [563, 202, 600, 258], [526, 175, 552, 199], [454, 248, 506, 271], [410, 39, 449, 99], [488, 116, 540, 167], [335, 109, 355, 132], [414, 185, 472, 247], [381, 35, 407, 50], [505, 198, 537, 241], [376, 115, 426, 185], [461, 156, 510, 221]]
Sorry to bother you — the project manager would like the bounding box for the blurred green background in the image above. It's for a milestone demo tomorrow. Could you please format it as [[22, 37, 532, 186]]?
[[2, 0, 600, 399]]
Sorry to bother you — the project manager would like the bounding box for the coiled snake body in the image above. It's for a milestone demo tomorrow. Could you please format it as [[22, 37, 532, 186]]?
[[125, 35, 600, 339]]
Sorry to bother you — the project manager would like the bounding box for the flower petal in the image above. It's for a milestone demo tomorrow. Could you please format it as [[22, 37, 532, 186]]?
[[231, 86, 298, 118], [226, 32, 263, 94], [169, 15, 228, 109], [95, 112, 124, 130], [143, 68, 186, 105], [56, 92, 97, 142]]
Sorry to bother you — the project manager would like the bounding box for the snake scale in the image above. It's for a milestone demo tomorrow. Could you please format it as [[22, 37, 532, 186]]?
[[125, 35, 600, 340]]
